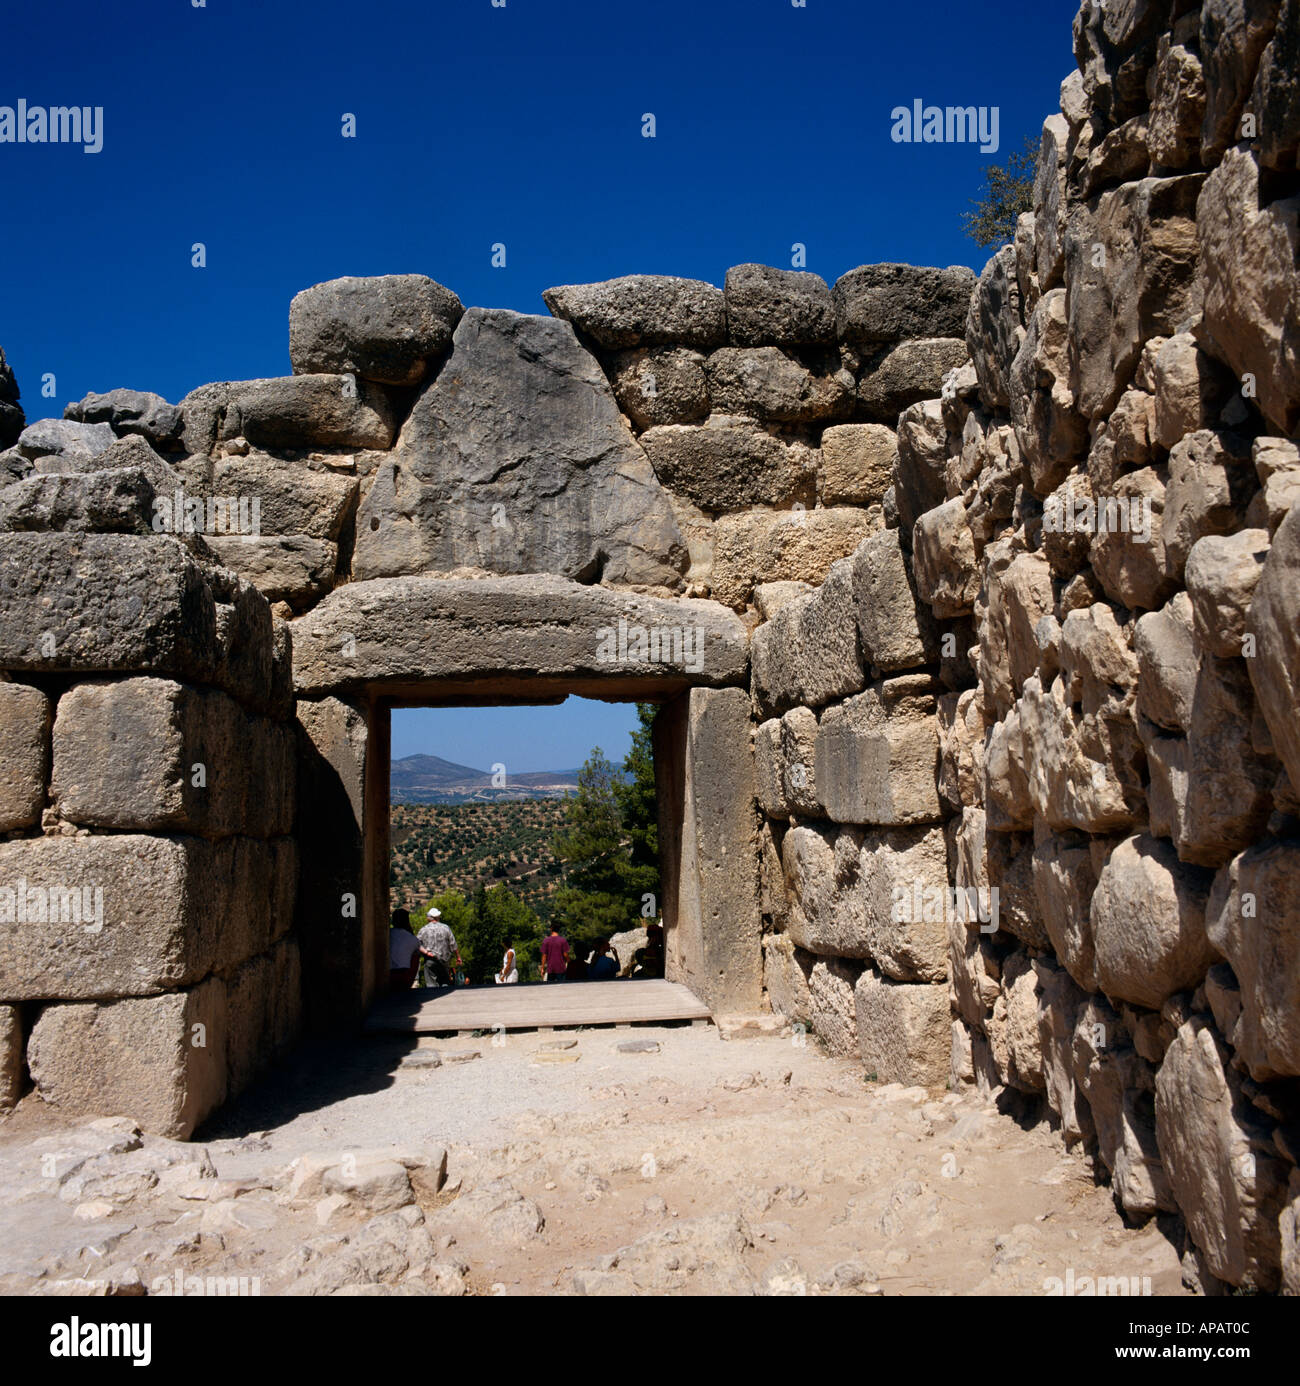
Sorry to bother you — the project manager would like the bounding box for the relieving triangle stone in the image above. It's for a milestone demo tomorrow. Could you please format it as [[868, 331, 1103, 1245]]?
[[353, 308, 687, 589]]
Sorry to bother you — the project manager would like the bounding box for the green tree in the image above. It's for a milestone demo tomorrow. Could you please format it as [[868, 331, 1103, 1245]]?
[[550, 704, 663, 954], [961, 135, 1038, 248]]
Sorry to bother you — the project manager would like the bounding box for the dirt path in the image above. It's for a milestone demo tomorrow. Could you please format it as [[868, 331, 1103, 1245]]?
[[0, 1024, 1188, 1296]]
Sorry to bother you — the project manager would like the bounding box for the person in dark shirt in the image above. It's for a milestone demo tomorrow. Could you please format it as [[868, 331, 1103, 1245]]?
[[540, 924, 569, 982], [588, 938, 618, 980]]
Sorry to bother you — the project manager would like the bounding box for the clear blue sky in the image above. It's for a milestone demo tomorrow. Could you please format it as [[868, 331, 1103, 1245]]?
[[392, 699, 641, 773], [2, 0, 1076, 768]]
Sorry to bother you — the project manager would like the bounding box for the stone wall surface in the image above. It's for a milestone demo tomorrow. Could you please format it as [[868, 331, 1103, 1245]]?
[[750, 0, 1300, 1294], [0, 0, 1297, 1294]]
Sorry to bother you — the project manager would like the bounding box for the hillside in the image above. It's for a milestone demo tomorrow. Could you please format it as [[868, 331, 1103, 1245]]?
[[390, 754, 583, 804], [389, 799, 571, 921]]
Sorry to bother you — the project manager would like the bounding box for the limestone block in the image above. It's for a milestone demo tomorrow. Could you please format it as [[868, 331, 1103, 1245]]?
[[850, 527, 936, 673], [854, 969, 949, 1086], [0, 533, 217, 682], [831, 263, 976, 348], [1247, 502, 1300, 799], [27, 981, 228, 1138], [288, 274, 464, 385], [937, 687, 984, 813], [893, 398, 949, 531], [912, 497, 980, 619], [542, 274, 726, 350], [52, 678, 294, 838], [1134, 592, 1198, 731], [1206, 840, 1300, 1080], [642, 417, 816, 514], [1008, 288, 1087, 494], [819, 424, 896, 506], [965, 244, 1024, 413], [705, 347, 853, 424], [291, 575, 750, 697], [0, 683, 50, 832], [0, 1004, 21, 1109], [815, 678, 941, 827], [762, 933, 813, 1028], [610, 348, 709, 429], [808, 957, 860, 1059], [710, 506, 879, 610], [1090, 833, 1217, 1011], [750, 557, 863, 714], [1035, 958, 1094, 1147], [1161, 428, 1256, 582], [353, 309, 685, 588], [0, 834, 281, 1001], [753, 707, 820, 819], [204, 534, 337, 608], [723, 264, 837, 347], [858, 338, 968, 423], [1155, 1016, 1288, 1289]]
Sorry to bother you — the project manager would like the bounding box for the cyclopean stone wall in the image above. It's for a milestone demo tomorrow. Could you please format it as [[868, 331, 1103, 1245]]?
[[753, 0, 1300, 1295], [0, 0, 1297, 1293]]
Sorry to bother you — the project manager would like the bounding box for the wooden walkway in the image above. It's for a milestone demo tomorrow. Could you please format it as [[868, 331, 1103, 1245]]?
[[364, 978, 712, 1034]]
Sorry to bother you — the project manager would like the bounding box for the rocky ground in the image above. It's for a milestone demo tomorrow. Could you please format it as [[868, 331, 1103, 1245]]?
[[0, 1023, 1189, 1297]]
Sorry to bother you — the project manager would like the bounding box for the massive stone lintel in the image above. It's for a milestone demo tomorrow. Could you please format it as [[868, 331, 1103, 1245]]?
[[290, 574, 750, 697]]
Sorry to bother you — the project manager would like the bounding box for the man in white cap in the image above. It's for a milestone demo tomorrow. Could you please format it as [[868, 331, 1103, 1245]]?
[[417, 906, 463, 988]]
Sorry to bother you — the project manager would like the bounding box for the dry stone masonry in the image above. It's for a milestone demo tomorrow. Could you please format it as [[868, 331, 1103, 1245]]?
[[0, 0, 1297, 1296]]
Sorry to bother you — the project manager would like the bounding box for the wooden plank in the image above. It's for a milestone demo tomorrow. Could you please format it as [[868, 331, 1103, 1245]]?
[[364, 978, 712, 1033]]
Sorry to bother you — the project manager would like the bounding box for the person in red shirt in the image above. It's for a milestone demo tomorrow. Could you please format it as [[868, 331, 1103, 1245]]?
[[540, 924, 569, 982]]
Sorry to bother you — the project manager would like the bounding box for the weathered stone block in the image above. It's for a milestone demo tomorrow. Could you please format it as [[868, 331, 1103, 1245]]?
[[750, 558, 863, 714], [0, 834, 285, 1000], [723, 264, 837, 347], [850, 528, 935, 672], [610, 348, 709, 428], [832, 263, 976, 348], [353, 309, 685, 589], [1155, 1016, 1287, 1289], [762, 933, 813, 1027], [709, 506, 879, 610], [1134, 592, 1198, 732], [52, 677, 294, 838], [912, 498, 980, 618], [641, 418, 815, 513], [815, 677, 941, 826], [858, 338, 968, 423], [0, 1004, 21, 1109], [818, 424, 896, 505], [705, 347, 853, 424], [205, 534, 338, 608], [0, 534, 216, 681], [1207, 840, 1300, 1080], [542, 275, 726, 350], [1247, 502, 1300, 799], [26, 981, 228, 1138], [0, 683, 50, 832], [808, 957, 860, 1058], [855, 969, 948, 1086], [1090, 833, 1217, 1011], [288, 274, 464, 385], [292, 574, 749, 697], [754, 708, 820, 819]]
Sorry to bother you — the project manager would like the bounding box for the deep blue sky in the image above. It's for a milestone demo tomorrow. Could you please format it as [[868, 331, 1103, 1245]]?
[[2, 0, 1076, 768]]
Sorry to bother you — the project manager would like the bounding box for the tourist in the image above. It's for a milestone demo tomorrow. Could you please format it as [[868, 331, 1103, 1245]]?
[[540, 923, 569, 982], [417, 906, 462, 988], [496, 945, 518, 984], [588, 938, 618, 980], [388, 908, 421, 992]]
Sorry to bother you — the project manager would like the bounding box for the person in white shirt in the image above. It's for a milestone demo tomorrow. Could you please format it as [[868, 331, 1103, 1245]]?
[[496, 946, 518, 984], [389, 909, 421, 991]]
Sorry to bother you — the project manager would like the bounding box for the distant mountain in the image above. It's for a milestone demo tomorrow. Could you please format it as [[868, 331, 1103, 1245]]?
[[390, 753, 586, 804]]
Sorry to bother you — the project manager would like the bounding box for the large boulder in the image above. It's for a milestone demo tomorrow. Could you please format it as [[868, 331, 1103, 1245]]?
[[64, 388, 182, 448], [609, 347, 710, 428], [832, 263, 976, 348], [542, 275, 725, 350], [1196, 147, 1300, 435], [641, 417, 815, 513], [819, 424, 896, 505], [353, 309, 686, 588], [858, 338, 968, 422], [288, 274, 464, 385], [851, 528, 936, 672], [1248, 502, 1300, 795], [750, 558, 863, 714], [709, 506, 878, 610], [1200, 0, 1284, 162], [965, 245, 1024, 412], [1090, 834, 1217, 1010], [1207, 840, 1300, 1080], [722, 264, 837, 347], [1064, 175, 1204, 420], [1155, 1015, 1287, 1290], [855, 970, 949, 1086]]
